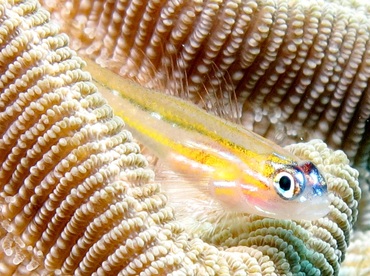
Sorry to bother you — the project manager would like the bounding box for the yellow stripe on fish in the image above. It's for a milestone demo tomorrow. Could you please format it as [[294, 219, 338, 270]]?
[[84, 58, 330, 221]]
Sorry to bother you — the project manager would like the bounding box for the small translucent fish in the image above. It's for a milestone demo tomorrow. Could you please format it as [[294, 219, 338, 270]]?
[[84, 58, 330, 221]]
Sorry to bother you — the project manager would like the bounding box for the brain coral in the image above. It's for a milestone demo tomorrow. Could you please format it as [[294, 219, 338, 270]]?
[[0, 0, 366, 275]]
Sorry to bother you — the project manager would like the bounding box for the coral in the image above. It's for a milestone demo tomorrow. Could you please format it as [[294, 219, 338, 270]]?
[[340, 230, 370, 275], [0, 0, 364, 275]]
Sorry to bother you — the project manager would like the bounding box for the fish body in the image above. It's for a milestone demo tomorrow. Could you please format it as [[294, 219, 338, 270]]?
[[85, 58, 329, 220]]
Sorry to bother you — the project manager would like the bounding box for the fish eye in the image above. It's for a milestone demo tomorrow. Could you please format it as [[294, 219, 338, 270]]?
[[273, 169, 304, 200]]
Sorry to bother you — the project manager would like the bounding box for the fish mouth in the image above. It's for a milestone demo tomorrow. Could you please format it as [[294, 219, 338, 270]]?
[[276, 200, 331, 221], [243, 193, 331, 221]]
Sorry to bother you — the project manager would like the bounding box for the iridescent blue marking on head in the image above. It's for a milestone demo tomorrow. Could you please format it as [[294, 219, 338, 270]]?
[[299, 161, 328, 197]]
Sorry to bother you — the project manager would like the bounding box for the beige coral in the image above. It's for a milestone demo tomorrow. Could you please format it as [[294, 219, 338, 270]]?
[[0, 0, 364, 275]]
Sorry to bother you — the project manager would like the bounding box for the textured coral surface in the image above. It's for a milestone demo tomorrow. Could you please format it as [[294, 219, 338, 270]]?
[[0, 0, 367, 275]]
